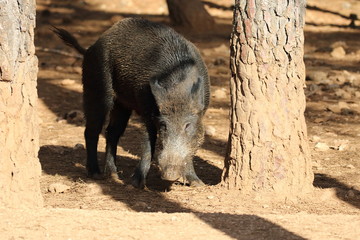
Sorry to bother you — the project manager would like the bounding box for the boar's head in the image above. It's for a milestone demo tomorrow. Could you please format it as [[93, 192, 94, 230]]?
[[150, 64, 206, 182]]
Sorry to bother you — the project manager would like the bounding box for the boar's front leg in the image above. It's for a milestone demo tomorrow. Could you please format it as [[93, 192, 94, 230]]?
[[184, 159, 205, 187], [132, 123, 157, 189], [104, 104, 132, 178]]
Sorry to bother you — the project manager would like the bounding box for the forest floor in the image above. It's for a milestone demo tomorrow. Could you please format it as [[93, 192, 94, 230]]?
[[2, 0, 360, 239]]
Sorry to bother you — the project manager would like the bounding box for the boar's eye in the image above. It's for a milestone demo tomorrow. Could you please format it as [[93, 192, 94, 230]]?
[[159, 121, 167, 131], [184, 122, 192, 133]]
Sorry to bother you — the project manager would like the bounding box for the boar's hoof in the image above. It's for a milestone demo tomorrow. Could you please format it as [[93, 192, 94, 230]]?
[[104, 162, 119, 176], [131, 175, 145, 189], [190, 179, 205, 187], [88, 172, 104, 180], [108, 172, 123, 184]]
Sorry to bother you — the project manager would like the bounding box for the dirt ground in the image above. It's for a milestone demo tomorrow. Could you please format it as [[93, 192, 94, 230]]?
[[3, 0, 360, 239]]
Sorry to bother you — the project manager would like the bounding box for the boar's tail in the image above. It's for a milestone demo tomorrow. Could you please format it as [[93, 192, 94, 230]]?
[[52, 26, 86, 55]]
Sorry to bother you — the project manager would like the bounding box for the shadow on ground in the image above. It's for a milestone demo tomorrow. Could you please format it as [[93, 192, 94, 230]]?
[[39, 145, 305, 240], [314, 173, 360, 210]]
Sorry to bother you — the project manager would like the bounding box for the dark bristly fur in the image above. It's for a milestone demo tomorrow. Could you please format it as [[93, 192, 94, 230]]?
[[54, 18, 210, 188]]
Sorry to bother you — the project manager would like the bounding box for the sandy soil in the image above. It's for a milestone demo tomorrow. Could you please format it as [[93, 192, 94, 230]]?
[[3, 0, 360, 239], [1, 207, 360, 240]]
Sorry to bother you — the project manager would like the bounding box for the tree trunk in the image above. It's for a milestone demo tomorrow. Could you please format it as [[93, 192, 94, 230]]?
[[222, 0, 313, 197], [0, 0, 42, 207], [166, 0, 215, 31]]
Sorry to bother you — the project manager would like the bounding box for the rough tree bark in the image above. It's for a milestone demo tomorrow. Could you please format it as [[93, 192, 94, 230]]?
[[0, 0, 42, 207], [222, 0, 313, 196], [166, 0, 215, 31]]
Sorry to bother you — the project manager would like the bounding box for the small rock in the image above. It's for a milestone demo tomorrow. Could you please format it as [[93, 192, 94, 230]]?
[[74, 143, 85, 150], [330, 46, 346, 58], [335, 89, 348, 98], [207, 195, 215, 200], [48, 183, 70, 193], [262, 204, 269, 209], [314, 142, 329, 151], [205, 126, 216, 137], [306, 71, 328, 84], [337, 144, 347, 151], [60, 79, 75, 86], [327, 105, 341, 114], [346, 190, 355, 198], [56, 116, 66, 123], [213, 88, 227, 99], [345, 164, 355, 169], [65, 110, 84, 125], [338, 101, 349, 109], [55, 65, 64, 71], [74, 163, 85, 169], [342, 70, 357, 83]]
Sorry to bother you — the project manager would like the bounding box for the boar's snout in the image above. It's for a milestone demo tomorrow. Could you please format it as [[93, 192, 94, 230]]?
[[159, 165, 183, 181]]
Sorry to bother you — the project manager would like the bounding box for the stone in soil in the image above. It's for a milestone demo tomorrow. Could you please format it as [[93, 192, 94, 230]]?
[[205, 126, 216, 137], [330, 46, 346, 58], [314, 142, 329, 151], [48, 183, 71, 193]]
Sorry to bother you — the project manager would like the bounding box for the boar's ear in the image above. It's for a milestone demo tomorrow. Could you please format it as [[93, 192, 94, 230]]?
[[191, 77, 205, 111], [150, 79, 167, 107]]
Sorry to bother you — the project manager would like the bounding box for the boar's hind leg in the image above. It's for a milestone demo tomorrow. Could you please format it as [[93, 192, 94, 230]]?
[[104, 105, 132, 177], [185, 161, 205, 187], [84, 109, 106, 179], [132, 123, 157, 189], [83, 65, 113, 179]]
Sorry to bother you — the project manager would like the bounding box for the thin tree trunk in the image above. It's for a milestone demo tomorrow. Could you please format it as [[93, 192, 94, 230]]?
[[166, 0, 215, 31], [0, 0, 42, 207], [222, 0, 313, 197]]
